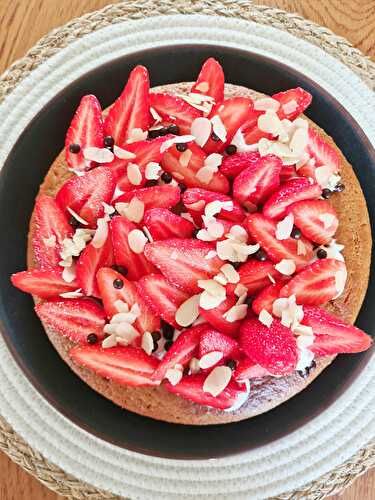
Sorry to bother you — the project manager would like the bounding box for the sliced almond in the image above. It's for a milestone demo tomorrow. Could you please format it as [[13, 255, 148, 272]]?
[[128, 229, 148, 254], [204, 217, 224, 239], [191, 117, 212, 147], [204, 153, 223, 170], [199, 351, 223, 369], [114, 300, 129, 313], [141, 331, 154, 355], [220, 263, 240, 284], [195, 81, 210, 92], [196, 166, 214, 184], [145, 162, 162, 180], [224, 304, 248, 322], [293, 324, 314, 336], [179, 148, 192, 167], [142, 225, 154, 243], [205, 250, 217, 260], [189, 357, 201, 374], [297, 240, 307, 256], [115, 197, 144, 224], [171, 171, 185, 181], [254, 97, 280, 112], [275, 213, 294, 240], [227, 225, 248, 243], [67, 207, 89, 226], [203, 365, 232, 397], [196, 228, 216, 242], [127, 128, 148, 143], [59, 288, 83, 299], [282, 99, 298, 115], [175, 294, 200, 327], [102, 335, 117, 348], [150, 106, 162, 123], [91, 217, 109, 249], [315, 165, 332, 187], [62, 264, 76, 283], [272, 297, 289, 317], [165, 367, 183, 386], [127, 163, 142, 186], [259, 309, 273, 328], [83, 146, 114, 163], [115, 322, 140, 342], [289, 127, 308, 155], [210, 115, 227, 142], [199, 290, 225, 310], [333, 268, 347, 299], [113, 145, 136, 160], [275, 259, 296, 276], [213, 272, 228, 286], [296, 334, 314, 349], [198, 279, 226, 298], [205, 200, 223, 218], [257, 111, 282, 135], [234, 283, 248, 297]]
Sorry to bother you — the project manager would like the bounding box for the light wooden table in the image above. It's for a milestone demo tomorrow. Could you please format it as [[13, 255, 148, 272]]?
[[0, 1, 374, 499]]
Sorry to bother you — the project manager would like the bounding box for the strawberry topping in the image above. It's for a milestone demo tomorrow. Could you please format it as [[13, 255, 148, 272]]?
[[191, 57, 225, 103]]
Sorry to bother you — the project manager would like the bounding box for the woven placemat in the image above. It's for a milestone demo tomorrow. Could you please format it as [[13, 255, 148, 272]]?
[[0, 1, 374, 499]]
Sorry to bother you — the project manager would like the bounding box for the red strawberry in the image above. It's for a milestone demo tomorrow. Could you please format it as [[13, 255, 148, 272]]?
[[11, 267, 79, 299], [302, 306, 372, 355], [152, 324, 208, 381], [76, 235, 113, 297], [246, 213, 314, 270], [144, 238, 224, 293], [280, 259, 347, 306], [65, 95, 104, 171], [191, 57, 225, 102], [234, 357, 270, 381], [252, 282, 285, 315], [161, 142, 230, 193], [114, 185, 181, 211], [299, 127, 340, 181], [149, 93, 202, 134], [233, 154, 282, 207], [238, 259, 283, 295], [220, 151, 261, 178], [137, 274, 189, 328], [35, 298, 106, 344], [199, 329, 239, 360], [33, 195, 73, 268], [280, 164, 298, 183], [204, 97, 254, 153], [70, 345, 159, 386], [182, 188, 245, 223], [143, 208, 194, 240], [104, 65, 150, 145], [56, 167, 116, 228], [199, 289, 243, 336], [110, 217, 157, 280], [272, 87, 312, 121], [288, 199, 338, 245], [239, 317, 298, 375], [263, 178, 322, 220], [242, 123, 272, 146], [214, 219, 249, 242], [96, 267, 160, 333]]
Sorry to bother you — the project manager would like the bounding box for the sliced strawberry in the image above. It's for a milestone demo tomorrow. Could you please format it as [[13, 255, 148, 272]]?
[[234, 357, 270, 381], [11, 267, 79, 299], [165, 373, 247, 409], [104, 65, 150, 146], [299, 127, 340, 181], [238, 259, 283, 295], [199, 329, 239, 361], [240, 317, 298, 375], [137, 274, 189, 328], [76, 235, 113, 297], [114, 185, 181, 211], [149, 93, 202, 134], [65, 95, 104, 171], [204, 97, 254, 153], [152, 324, 208, 381], [246, 213, 314, 270], [191, 57, 225, 102], [70, 345, 159, 386], [161, 142, 229, 193], [56, 167, 116, 228], [144, 238, 224, 293], [35, 298, 106, 344], [33, 194, 73, 268], [252, 282, 285, 315], [220, 151, 261, 178], [280, 259, 347, 306], [199, 290, 243, 336], [143, 208, 194, 240], [288, 200, 338, 245], [215, 219, 249, 242], [182, 188, 245, 223], [110, 217, 157, 280], [242, 123, 273, 146], [272, 87, 312, 121], [302, 306, 372, 355], [280, 164, 298, 183], [233, 154, 282, 207]]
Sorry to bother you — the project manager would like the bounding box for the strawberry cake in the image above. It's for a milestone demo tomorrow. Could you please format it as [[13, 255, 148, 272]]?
[[11, 58, 372, 424]]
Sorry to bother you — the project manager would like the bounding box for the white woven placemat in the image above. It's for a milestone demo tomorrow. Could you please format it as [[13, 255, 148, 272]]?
[[0, 8, 375, 500]]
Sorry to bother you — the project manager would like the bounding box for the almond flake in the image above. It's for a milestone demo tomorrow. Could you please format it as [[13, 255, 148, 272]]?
[[141, 331, 154, 355], [231, 128, 259, 153], [179, 149, 192, 167], [198, 279, 226, 298], [224, 304, 248, 322], [102, 202, 115, 215], [195, 81, 210, 92], [171, 171, 185, 181], [272, 297, 289, 317], [296, 152, 310, 169], [205, 250, 217, 260], [127, 163, 142, 186], [43, 235, 56, 247], [210, 115, 227, 142], [128, 229, 148, 254], [191, 117, 212, 147], [204, 200, 223, 218], [296, 335, 314, 349], [150, 106, 162, 123], [127, 128, 148, 143], [213, 272, 228, 286], [275, 213, 294, 240], [220, 263, 240, 284], [196, 166, 214, 184], [334, 269, 347, 299], [289, 127, 308, 155], [203, 366, 232, 397], [282, 99, 298, 115], [296, 349, 314, 371], [103, 324, 118, 335], [196, 229, 216, 242], [113, 145, 136, 160], [199, 290, 225, 310], [257, 111, 282, 135], [145, 162, 161, 180], [189, 357, 201, 374], [189, 92, 215, 103], [275, 259, 296, 276], [234, 283, 248, 297], [205, 218, 224, 239], [115, 198, 145, 224], [318, 213, 336, 229], [315, 165, 332, 187], [199, 351, 223, 369], [227, 225, 248, 243], [254, 97, 280, 112], [62, 264, 76, 283], [259, 309, 273, 328], [297, 240, 307, 256], [294, 118, 309, 130], [115, 322, 139, 342], [111, 311, 138, 324], [60, 288, 83, 299], [142, 225, 154, 243], [114, 300, 129, 313], [102, 335, 117, 348], [160, 135, 195, 153], [236, 293, 248, 306], [91, 217, 109, 249], [175, 294, 200, 327], [165, 367, 183, 386], [293, 324, 314, 336], [204, 153, 223, 170], [83, 146, 114, 163], [267, 273, 276, 285], [67, 207, 89, 226]]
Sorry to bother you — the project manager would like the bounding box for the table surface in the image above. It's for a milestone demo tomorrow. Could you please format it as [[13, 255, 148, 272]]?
[[0, 0, 374, 499]]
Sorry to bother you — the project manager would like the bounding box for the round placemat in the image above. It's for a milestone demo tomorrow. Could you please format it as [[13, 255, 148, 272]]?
[[0, 2, 374, 499]]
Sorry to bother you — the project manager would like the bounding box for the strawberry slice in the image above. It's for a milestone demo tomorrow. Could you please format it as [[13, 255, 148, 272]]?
[[234, 357, 270, 381], [35, 298, 106, 344], [56, 167, 116, 228], [280, 259, 347, 306], [182, 188, 245, 224], [199, 329, 239, 360], [263, 178, 322, 220], [246, 213, 314, 270], [204, 97, 254, 153], [144, 238, 224, 293], [242, 123, 272, 146], [280, 164, 297, 183], [110, 217, 157, 280], [143, 208, 195, 240], [76, 235, 113, 297], [238, 259, 283, 295], [220, 151, 261, 178], [33, 194, 73, 268], [161, 142, 230, 193], [272, 87, 312, 121], [114, 185, 181, 211], [70, 345, 159, 386], [239, 317, 298, 375], [96, 267, 160, 333], [149, 93, 202, 134], [165, 373, 247, 409], [287, 199, 338, 245], [233, 154, 282, 207], [302, 306, 372, 355], [252, 282, 285, 315], [299, 127, 340, 181], [11, 267, 79, 299], [199, 289, 243, 336], [65, 95, 104, 171], [104, 65, 150, 145], [137, 274, 189, 328], [152, 324, 208, 381], [191, 57, 225, 102]]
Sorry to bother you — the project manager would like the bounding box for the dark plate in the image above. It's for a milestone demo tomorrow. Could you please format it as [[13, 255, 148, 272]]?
[[0, 45, 374, 460]]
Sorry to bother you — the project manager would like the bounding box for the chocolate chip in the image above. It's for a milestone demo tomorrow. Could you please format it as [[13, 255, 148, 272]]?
[[158, 127, 169, 136], [225, 144, 237, 155], [109, 210, 119, 219], [291, 227, 302, 239], [176, 143, 188, 152], [167, 124, 179, 135], [178, 183, 187, 193], [225, 359, 237, 371], [164, 340, 173, 351], [245, 296, 254, 307], [317, 248, 327, 259], [192, 228, 200, 238], [113, 278, 124, 289], [232, 262, 241, 270], [335, 183, 345, 193], [69, 216, 80, 228], [145, 179, 159, 187], [151, 331, 161, 342], [103, 135, 114, 147], [87, 333, 98, 345], [254, 249, 267, 261], [161, 172, 172, 183], [321, 188, 332, 199], [211, 132, 220, 142], [69, 143, 80, 154], [162, 321, 174, 340], [148, 129, 161, 139], [111, 265, 128, 276]]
